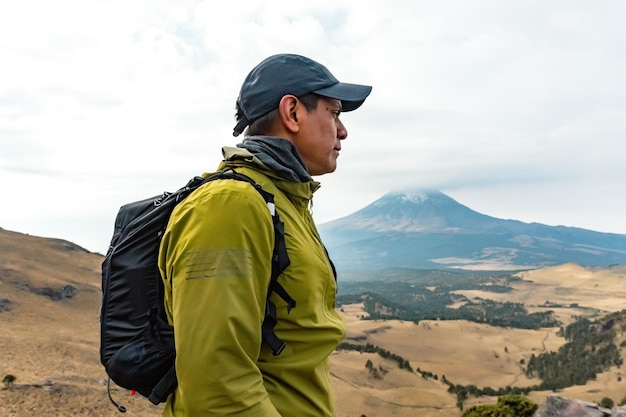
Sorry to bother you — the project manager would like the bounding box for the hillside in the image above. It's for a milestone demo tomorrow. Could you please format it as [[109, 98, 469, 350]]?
[[0, 228, 163, 416], [1, 228, 625, 417]]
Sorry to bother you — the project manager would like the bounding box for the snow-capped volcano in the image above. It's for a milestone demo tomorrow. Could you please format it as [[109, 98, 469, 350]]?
[[317, 190, 626, 273], [322, 189, 501, 234]]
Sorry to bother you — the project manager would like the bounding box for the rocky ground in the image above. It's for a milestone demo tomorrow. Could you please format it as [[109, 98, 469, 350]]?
[[0, 380, 163, 417]]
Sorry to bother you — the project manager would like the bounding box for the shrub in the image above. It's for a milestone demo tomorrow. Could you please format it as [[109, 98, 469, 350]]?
[[599, 397, 614, 409], [2, 374, 16, 389], [462, 395, 538, 417]]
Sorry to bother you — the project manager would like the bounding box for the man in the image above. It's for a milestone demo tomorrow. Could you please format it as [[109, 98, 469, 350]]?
[[158, 53, 372, 416]]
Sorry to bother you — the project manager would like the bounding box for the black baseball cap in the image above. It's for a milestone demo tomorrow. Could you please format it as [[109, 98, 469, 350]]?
[[233, 53, 372, 137]]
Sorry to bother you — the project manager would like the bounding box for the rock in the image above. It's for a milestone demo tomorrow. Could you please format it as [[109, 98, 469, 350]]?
[[613, 407, 626, 417], [534, 395, 626, 417], [33, 284, 78, 301], [0, 298, 12, 312], [60, 284, 78, 299]]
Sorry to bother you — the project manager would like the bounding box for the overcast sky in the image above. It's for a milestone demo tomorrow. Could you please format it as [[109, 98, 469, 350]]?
[[1, 0, 625, 255]]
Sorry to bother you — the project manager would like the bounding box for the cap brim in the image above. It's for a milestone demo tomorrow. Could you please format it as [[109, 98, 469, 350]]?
[[313, 82, 372, 112]]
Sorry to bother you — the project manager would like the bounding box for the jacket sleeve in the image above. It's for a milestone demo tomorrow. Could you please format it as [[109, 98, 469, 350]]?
[[159, 182, 282, 416]]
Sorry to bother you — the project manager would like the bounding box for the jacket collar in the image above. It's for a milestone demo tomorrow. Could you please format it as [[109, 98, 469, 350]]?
[[218, 143, 321, 203], [236, 136, 311, 183]]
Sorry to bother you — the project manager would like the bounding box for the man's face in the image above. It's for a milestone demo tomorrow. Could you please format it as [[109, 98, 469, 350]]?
[[294, 97, 348, 176]]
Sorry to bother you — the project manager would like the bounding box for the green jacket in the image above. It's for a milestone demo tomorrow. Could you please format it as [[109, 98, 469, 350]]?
[[158, 142, 345, 416]]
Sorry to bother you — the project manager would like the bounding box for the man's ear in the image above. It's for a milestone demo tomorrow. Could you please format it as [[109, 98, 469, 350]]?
[[277, 95, 300, 134]]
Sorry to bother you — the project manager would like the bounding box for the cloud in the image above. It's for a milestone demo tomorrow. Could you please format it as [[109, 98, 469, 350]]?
[[1, 0, 625, 254]]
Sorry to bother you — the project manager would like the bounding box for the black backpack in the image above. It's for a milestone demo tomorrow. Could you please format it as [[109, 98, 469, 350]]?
[[100, 168, 295, 412]]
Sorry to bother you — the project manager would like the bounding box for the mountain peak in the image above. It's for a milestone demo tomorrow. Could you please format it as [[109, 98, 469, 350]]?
[[374, 189, 443, 206], [323, 189, 489, 234]]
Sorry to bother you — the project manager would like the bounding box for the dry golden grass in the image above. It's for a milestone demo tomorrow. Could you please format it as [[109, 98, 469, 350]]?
[[0, 228, 165, 417], [333, 306, 560, 416], [332, 264, 626, 416], [1, 228, 625, 417]]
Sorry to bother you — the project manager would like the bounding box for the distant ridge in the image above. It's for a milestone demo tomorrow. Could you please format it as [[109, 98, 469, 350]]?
[[318, 189, 626, 273]]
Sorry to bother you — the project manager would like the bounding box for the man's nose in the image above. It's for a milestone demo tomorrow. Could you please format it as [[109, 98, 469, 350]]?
[[337, 119, 348, 140]]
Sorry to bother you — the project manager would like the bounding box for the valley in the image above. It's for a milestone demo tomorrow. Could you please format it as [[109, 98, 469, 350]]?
[[1, 228, 625, 417]]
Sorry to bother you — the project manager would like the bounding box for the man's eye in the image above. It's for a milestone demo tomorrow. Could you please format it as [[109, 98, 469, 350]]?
[[331, 110, 341, 118]]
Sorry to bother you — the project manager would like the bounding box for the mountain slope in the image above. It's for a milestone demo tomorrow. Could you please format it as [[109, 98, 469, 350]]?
[[318, 190, 626, 272], [0, 227, 163, 416]]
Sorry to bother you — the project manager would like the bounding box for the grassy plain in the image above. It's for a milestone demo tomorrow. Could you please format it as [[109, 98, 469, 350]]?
[[334, 264, 626, 416]]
